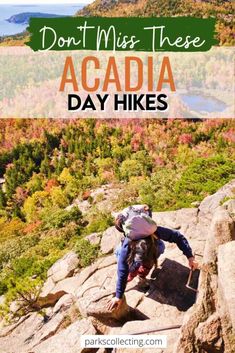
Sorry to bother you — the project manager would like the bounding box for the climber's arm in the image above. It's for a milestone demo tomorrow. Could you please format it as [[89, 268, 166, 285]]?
[[156, 226, 198, 269], [156, 226, 193, 258], [115, 237, 130, 299], [107, 238, 130, 310]]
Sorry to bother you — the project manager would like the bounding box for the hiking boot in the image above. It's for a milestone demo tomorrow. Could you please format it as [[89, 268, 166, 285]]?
[[136, 277, 150, 291]]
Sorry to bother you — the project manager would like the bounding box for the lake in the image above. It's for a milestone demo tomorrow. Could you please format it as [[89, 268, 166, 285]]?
[[181, 93, 227, 113], [0, 4, 85, 36]]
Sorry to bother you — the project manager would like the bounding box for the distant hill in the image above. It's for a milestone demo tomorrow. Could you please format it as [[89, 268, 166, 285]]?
[[6, 12, 67, 25]]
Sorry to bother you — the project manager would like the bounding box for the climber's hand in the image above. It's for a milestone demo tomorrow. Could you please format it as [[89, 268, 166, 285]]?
[[188, 257, 198, 271], [107, 297, 122, 311]]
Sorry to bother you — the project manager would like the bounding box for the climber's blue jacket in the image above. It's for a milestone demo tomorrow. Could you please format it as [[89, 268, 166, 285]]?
[[116, 226, 193, 299]]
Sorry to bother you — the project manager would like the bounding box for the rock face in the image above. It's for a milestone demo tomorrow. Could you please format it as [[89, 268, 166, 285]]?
[[37, 252, 80, 307], [85, 232, 101, 245], [0, 180, 234, 353], [32, 318, 96, 353], [218, 242, 235, 330], [47, 252, 79, 283], [53, 294, 76, 314], [211, 207, 235, 246], [100, 226, 122, 255], [194, 314, 223, 352], [175, 189, 235, 353]]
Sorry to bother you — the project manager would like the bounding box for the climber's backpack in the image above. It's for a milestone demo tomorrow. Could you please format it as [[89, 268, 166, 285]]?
[[115, 204, 157, 240], [127, 236, 157, 268]]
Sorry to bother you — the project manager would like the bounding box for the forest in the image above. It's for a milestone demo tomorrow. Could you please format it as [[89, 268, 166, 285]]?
[[0, 118, 234, 319]]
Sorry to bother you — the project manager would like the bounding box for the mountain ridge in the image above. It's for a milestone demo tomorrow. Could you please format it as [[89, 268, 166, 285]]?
[[6, 12, 67, 25]]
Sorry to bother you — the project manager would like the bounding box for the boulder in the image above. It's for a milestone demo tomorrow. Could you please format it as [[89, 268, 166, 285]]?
[[0, 313, 43, 352], [125, 288, 144, 309], [211, 208, 235, 246], [152, 208, 198, 231], [175, 186, 235, 353], [100, 226, 122, 255], [76, 264, 117, 298], [97, 254, 117, 269], [32, 319, 96, 353], [76, 290, 130, 322], [40, 277, 56, 297], [152, 208, 206, 250], [77, 291, 130, 335], [85, 232, 101, 245], [47, 252, 79, 283], [50, 277, 81, 297], [218, 241, 235, 330], [87, 293, 129, 321], [194, 313, 223, 352], [53, 294, 76, 314], [38, 276, 80, 308], [199, 179, 235, 216], [76, 264, 99, 287], [30, 311, 68, 347], [136, 296, 183, 325], [223, 199, 235, 216], [37, 291, 66, 308], [61, 255, 117, 300]]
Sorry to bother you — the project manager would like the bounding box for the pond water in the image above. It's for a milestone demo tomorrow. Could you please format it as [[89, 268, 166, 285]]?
[[181, 93, 227, 113]]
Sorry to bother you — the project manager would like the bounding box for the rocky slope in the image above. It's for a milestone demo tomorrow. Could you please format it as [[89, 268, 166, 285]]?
[[0, 180, 234, 353]]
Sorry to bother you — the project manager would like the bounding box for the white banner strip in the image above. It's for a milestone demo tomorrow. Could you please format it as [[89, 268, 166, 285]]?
[[81, 335, 167, 349]]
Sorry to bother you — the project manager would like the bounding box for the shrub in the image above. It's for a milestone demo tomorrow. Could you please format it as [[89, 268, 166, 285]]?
[[84, 209, 113, 234], [0, 218, 25, 243], [0, 189, 6, 209], [174, 155, 235, 207], [120, 159, 143, 180], [2, 276, 43, 319], [50, 186, 69, 208], [40, 206, 82, 230], [0, 280, 7, 295], [0, 234, 40, 270], [26, 173, 44, 195], [138, 169, 181, 211], [22, 190, 49, 223], [75, 239, 99, 268]]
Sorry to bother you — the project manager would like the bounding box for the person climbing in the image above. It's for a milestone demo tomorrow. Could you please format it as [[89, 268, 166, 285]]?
[[107, 204, 198, 310]]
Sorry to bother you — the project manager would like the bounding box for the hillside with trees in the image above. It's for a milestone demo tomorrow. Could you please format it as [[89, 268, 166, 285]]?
[[0, 118, 234, 319], [77, 0, 235, 45]]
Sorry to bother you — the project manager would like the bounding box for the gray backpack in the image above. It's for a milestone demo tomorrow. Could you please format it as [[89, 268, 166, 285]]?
[[116, 205, 157, 240]]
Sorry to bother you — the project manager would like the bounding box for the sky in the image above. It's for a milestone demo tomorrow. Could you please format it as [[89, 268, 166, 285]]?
[[0, 0, 93, 4]]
